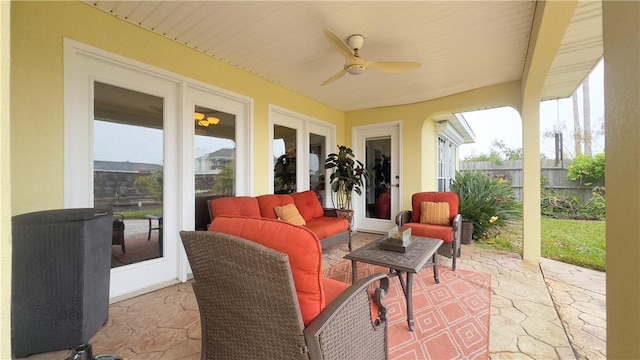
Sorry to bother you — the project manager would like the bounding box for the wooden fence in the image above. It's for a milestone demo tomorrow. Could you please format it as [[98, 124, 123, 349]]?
[[459, 159, 600, 204]]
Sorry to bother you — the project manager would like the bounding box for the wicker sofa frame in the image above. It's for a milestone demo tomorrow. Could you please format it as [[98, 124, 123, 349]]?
[[180, 230, 389, 360]]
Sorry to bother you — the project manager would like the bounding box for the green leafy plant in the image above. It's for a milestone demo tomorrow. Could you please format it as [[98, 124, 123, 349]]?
[[213, 164, 235, 196], [567, 153, 605, 186], [324, 145, 370, 210], [578, 186, 606, 220], [133, 168, 163, 199], [450, 170, 522, 240]]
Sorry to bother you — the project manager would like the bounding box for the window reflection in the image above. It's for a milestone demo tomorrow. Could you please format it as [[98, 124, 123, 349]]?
[[194, 105, 236, 230], [273, 125, 297, 194], [93, 82, 164, 268], [366, 137, 392, 220], [309, 133, 326, 203]]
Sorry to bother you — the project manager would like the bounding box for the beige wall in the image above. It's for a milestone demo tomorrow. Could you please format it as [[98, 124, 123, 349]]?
[[603, 1, 640, 357], [0, 1, 11, 358], [10, 1, 345, 214]]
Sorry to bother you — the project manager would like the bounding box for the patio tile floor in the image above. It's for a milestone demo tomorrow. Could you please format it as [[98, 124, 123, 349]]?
[[19, 232, 605, 360]]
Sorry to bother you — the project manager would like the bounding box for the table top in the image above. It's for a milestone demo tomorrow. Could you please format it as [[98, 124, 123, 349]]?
[[344, 235, 443, 273]]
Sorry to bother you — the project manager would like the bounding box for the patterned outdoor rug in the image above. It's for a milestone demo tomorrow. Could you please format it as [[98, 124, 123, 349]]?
[[324, 260, 491, 359]]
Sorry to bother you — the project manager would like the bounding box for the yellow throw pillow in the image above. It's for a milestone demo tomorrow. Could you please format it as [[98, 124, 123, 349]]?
[[274, 203, 306, 226], [420, 201, 450, 226]]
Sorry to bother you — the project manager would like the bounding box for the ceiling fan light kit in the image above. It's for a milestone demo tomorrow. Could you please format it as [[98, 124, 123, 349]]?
[[347, 64, 365, 75], [347, 34, 365, 50], [321, 29, 421, 86], [194, 111, 220, 127]]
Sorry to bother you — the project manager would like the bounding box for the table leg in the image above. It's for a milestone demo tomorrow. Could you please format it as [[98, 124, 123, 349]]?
[[406, 272, 415, 331], [351, 260, 358, 284], [433, 253, 440, 284], [147, 217, 152, 241], [158, 217, 163, 257]]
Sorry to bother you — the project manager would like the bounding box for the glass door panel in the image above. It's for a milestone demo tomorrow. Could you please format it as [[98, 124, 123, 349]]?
[[366, 137, 392, 220], [194, 105, 236, 230], [93, 82, 165, 268], [273, 125, 297, 194], [309, 133, 326, 203]]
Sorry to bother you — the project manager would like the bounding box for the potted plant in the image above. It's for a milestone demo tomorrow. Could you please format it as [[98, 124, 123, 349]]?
[[324, 145, 370, 211], [450, 170, 522, 242]]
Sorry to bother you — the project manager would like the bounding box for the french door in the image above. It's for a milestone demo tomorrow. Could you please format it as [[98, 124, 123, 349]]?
[[65, 40, 252, 300], [353, 123, 401, 233]]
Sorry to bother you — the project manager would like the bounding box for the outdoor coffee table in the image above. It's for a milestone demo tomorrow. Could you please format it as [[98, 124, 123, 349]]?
[[344, 235, 444, 331]]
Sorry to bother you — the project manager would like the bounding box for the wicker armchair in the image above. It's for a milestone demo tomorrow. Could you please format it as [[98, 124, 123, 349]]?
[[180, 230, 389, 360], [395, 191, 462, 270]]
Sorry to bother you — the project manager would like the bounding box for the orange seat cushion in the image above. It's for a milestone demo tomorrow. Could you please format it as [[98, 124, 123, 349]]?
[[291, 190, 325, 221], [404, 222, 454, 243], [208, 216, 324, 326], [305, 217, 349, 240], [256, 194, 295, 219], [208, 197, 261, 218]]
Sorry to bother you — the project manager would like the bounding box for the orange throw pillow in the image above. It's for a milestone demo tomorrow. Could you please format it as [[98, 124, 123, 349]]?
[[420, 201, 450, 226], [274, 203, 306, 226]]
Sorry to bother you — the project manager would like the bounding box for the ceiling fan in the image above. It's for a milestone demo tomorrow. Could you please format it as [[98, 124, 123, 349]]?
[[321, 29, 421, 86]]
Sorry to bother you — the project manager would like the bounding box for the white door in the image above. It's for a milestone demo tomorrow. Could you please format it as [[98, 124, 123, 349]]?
[[353, 123, 401, 233], [65, 41, 181, 299]]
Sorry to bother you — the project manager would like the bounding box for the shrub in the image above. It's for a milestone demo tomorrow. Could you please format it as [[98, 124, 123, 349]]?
[[541, 176, 606, 220], [578, 186, 606, 220], [567, 153, 605, 186], [450, 171, 523, 240]]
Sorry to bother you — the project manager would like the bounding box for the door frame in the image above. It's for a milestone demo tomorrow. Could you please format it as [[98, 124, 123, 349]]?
[[64, 39, 254, 300], [353, 121, 402, 233]]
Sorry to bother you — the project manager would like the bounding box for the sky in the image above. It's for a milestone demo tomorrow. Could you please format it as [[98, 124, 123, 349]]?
[[459, 60, 605, 160]]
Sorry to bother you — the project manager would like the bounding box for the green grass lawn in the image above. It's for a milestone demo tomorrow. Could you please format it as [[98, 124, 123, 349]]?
[[473, 217, 606, 272]]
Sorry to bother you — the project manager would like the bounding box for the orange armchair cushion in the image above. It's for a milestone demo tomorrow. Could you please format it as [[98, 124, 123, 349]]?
[[208, 216, 324, 326], [403, 222, 455, 243], [411, 192, 459, 224]]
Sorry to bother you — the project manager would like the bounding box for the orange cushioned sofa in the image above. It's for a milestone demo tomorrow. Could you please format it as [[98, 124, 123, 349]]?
[[208, 190, 352, 250]]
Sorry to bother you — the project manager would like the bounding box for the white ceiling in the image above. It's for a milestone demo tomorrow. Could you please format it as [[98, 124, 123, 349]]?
[[85, 1, 602, 112]]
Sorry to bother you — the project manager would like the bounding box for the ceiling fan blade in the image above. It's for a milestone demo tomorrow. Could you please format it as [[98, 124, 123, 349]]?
[[321, 68, 349, 86], [323, 29, 356, 61], [367, 61, 421, 73]]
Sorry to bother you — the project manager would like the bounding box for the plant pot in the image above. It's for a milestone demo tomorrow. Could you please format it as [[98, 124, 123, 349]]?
[[461, 221, 474, 245]]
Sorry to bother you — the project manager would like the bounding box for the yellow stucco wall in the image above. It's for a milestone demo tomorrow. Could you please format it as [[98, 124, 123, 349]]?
[[345, 81, 522, 209], [10, 1, 344, 214], [0, 1, 11, 358], [603, 2, 640, 357]]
